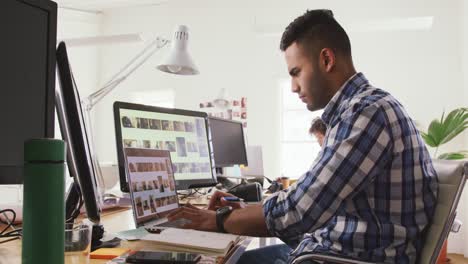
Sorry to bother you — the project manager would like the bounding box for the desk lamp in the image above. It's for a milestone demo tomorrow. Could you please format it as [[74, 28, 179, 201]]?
[[80, 25, 199, 196]]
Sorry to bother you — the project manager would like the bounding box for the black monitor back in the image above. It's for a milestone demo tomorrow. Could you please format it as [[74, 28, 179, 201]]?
[[56, 42, 101, 224], [209, 117, 248, 167], [0, 0, 57, 184]]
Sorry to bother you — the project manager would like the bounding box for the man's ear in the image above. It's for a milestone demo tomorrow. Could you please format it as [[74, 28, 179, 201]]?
[[320, 48, 336, 72]]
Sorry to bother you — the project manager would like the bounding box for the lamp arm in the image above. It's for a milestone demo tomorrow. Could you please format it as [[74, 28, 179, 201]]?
[[84, 36, 170, 110]]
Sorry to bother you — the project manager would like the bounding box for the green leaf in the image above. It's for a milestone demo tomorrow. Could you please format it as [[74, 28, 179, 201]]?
[[422, 108, 468, 148], [420, 131, 437, 147], [438, 151, 468, 160]]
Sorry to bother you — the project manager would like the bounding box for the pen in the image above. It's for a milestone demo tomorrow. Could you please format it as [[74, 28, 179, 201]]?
[[223, 197, 243, 202]]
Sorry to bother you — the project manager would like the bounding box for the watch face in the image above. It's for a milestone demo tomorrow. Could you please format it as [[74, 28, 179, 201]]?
[[217, 206, 232, 214]]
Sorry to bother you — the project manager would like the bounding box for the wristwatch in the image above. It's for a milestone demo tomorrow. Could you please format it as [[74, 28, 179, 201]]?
[[216, 206, 233, 233]]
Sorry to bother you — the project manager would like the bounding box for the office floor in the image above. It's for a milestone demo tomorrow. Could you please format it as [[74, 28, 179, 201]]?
[[448, 254, 468, 264]]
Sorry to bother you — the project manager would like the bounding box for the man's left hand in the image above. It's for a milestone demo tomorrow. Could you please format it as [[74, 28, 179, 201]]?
[[167, 203, 217, 232]]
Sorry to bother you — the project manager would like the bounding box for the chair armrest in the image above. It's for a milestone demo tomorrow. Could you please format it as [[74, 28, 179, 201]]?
[[292, 253, 377, 264]]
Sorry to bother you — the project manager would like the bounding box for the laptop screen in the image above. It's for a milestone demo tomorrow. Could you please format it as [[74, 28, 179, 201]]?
[[124, 148, 179, 226]]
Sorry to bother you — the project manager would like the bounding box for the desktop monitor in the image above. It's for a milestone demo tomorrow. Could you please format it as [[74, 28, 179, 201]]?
[[114, 102, 217, 192], [56, 42, 101, 224], [0, 0, 57, 184], [208, 117, 248, 167]]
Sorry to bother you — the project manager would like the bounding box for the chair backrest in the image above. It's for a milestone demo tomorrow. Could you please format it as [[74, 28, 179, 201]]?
[[419, 160, 467, 264]]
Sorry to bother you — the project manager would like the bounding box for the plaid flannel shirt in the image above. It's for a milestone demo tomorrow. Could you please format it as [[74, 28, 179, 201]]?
[[263, 73, 438, 263]]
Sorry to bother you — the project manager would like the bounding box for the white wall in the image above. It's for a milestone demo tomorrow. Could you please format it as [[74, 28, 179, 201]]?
[[93, 0, 467, 181], [55, 8, 102, 186], [57, 8, 101, 96]]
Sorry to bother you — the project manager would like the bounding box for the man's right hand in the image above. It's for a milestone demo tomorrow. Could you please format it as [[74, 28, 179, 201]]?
[[208, 191, 246, 211]]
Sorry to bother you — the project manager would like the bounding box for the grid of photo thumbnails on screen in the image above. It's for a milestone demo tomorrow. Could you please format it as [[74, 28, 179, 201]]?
[[125, 148, 179, 223], [120, 109, 212, 183]]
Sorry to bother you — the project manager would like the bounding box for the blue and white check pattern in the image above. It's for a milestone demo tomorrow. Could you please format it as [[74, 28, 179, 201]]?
[[263, 73, 438, 263]]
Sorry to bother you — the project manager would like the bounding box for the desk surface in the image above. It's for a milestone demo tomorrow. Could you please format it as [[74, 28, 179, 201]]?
[[0, 207, 254, 264]]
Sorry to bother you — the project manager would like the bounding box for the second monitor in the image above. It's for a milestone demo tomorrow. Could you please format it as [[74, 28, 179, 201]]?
[[208, 117, 248, 170], [114, 102, 217, 192]]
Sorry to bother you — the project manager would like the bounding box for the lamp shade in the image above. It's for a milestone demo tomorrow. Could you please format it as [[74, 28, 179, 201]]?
[[213, 88, 230, 108], [156, 25, 199, 75]]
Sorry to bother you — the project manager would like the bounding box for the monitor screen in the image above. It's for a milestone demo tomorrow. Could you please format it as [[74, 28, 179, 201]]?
[[114, 102, 217, 191], [0, 0, 57, 184], [209, 117, 248, 167]]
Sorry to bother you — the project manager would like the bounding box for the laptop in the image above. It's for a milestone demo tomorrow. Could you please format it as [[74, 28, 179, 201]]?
[[124, 148, 190, 230]]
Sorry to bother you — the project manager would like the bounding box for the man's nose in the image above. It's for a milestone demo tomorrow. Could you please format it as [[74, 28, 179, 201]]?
[[291, 79, 299, 93]]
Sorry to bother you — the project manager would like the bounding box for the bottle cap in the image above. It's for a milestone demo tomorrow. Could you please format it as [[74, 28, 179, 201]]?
[[24, 139, 66, 162]]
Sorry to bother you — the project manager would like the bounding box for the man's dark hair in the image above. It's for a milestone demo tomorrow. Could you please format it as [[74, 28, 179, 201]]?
[[309, 118, 327, 135], [280, 9, 351, 58]]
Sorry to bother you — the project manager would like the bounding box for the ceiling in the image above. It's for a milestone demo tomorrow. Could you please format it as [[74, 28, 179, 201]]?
[[55, 0, 170, 13]]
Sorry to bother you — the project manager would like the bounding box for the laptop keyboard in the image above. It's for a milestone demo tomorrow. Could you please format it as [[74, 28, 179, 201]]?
[[155, 218, 192, 228]]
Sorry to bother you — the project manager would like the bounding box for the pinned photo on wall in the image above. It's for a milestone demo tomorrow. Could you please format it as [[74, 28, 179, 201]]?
[[199, 96, 247, 128]]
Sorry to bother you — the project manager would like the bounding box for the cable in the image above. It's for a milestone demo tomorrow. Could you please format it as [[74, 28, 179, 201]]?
[[177, 188, 209, 200], [0, 209, 16, 234], [66, 182, 85, 223], [0, 209, 22, 242], [192, 188, 208, 196]]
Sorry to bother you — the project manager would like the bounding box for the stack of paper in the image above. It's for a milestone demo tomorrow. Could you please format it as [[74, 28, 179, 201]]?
[[141, 228, 241, 255]]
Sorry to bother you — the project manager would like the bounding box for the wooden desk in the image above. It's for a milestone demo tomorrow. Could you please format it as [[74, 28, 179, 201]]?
[[0, 207, 250, 264]]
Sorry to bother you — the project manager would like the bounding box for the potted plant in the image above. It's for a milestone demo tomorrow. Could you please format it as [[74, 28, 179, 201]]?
[[420, 107, 467, 263], [421, 107, 468, 160]]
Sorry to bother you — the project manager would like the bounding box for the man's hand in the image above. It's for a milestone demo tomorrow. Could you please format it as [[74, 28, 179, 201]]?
[[208, 191, 246, 211], [167, 203, 217, 232]]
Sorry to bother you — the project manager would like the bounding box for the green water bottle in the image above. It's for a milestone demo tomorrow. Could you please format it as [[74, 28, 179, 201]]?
[[22, 139, 66, 264]]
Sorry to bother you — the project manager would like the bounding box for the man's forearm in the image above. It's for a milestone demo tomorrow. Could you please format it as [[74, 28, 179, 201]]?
[[223, 204, 270, 237]]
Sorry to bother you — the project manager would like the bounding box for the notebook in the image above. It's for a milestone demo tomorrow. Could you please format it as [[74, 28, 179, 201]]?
[[141, 228, 241, 255]]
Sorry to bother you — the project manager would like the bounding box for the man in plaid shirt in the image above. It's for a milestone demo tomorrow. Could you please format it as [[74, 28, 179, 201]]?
[[168, 9, 438, 264]]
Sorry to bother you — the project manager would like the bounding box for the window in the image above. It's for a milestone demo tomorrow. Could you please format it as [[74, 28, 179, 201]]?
[[280, 79, 322, 179]]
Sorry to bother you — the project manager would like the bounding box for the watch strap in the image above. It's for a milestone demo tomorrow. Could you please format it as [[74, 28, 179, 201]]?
[[216, 206, 232, 233]]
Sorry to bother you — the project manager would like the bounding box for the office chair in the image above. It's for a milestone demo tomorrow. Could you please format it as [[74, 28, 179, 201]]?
[[292, 160, 467, 264]]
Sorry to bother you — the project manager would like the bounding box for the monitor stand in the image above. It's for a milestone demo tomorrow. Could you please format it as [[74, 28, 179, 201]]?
[[65, 182, 121, 251], [216, 167, 243, 189]]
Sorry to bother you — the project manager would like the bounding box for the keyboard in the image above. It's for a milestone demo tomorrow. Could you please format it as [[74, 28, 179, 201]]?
[[156, 218, 191, 228], [145, 218, 192, 231]]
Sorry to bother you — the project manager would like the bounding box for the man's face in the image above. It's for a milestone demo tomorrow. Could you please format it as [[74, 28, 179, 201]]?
[[285, 42, 330, 111]]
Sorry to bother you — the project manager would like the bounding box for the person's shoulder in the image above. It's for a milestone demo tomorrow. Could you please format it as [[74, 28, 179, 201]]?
[[340, 86, 390, 118]]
